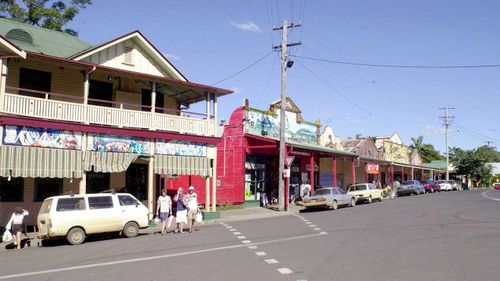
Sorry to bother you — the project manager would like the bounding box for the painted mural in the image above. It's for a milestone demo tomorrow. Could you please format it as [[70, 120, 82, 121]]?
[[155, 140, 207, 157], [87, 134, 150, 154], [3, 125, 82, 150], [244, 109, 318, 144], [410, 150, 423, 166], [382, 141, 410, 164]]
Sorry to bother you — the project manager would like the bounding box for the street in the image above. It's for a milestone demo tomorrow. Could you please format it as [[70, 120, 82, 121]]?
[[1, 189, 500, 281]]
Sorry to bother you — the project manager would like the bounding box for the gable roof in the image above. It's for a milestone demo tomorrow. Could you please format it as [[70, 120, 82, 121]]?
[[270, 97, 302, 113], [0, 18, 92, 58], [69, 30, 187, 81], [0, 35, 26, 58]]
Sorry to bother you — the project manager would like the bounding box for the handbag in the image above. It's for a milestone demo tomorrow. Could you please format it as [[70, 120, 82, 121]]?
[[195, 211, 203, 223], [2, 229, 12, 242]]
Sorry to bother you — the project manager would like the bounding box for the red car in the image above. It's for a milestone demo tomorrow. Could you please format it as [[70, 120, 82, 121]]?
[[493, 183, 500, 190], [421, 180, 441, 193]]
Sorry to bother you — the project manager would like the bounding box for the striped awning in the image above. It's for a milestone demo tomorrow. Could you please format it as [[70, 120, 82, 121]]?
[[0, 145, 82, 178], [154, 155, 212, 177], [84, 151, 138, 173]]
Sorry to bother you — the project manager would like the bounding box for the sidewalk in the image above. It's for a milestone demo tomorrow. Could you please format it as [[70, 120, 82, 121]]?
[[1, 205, 304, 251]]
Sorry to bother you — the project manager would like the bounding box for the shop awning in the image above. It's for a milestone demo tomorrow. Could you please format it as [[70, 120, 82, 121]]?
[[154, 155, 212, 177], [84, 151, 138, 173], [0, 145, 82, 178]]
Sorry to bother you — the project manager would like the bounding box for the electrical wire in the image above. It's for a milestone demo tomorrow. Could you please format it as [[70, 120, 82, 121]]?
[[290, 54, 500, 69], [452, 121, 500, 141], [210, 51, 274, 85]]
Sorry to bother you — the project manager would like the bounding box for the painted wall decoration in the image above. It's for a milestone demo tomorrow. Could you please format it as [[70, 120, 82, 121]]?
[[410, 150, 423, 166], [3, 125, 82, 150], [382, 141, 410, 164], [88, 134, 150, 154], [155, 140, 207, 157], [244, 109, 318, 144]]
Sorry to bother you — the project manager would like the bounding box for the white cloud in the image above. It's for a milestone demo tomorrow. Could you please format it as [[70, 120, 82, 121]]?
[[337, 117, 363, 126], [421, 124, 445, 136], [165, 53, 182, 61], [231, 21, 262, 32]]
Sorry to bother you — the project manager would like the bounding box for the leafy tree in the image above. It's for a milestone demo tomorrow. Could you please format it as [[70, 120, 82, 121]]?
[[450, 146, 498, 186], [0, 0, 92, 36], [409, 135, 444, 163]]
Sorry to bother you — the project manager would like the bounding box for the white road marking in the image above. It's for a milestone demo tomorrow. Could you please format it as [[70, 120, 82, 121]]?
[[0, 232, 326, 280], [256, 251, 267, 256], [237, 236, 246, 239], [481, 190, 500, 202], [265, 259, 279, 264], [230, 229, 237, 231], [233, 232, 242, 235], [277, 268, 293, 274], [319, 231, 328, 235], [305, 222, 312, 224], [313, 228, 321, 231], [242, 240, 252, 244], [248, 245, 258, 249], [308, 225, 316, 227]]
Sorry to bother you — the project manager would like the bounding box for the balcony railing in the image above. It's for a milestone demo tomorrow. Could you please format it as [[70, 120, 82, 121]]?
[[1, 88, 216, 137]]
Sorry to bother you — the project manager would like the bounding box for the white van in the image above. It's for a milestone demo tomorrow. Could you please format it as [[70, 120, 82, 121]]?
[[37, 193, 149, 245]]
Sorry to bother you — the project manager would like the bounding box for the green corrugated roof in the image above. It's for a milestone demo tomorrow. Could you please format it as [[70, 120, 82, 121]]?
[[423, 160, 447, 170], [289, 141, 358, 157], [0, 18, 92, 58]]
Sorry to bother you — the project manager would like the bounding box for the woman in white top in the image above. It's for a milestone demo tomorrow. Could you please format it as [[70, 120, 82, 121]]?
[[6, 207, 29, 249]]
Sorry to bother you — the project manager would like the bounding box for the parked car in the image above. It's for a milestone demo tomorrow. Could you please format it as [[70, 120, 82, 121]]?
[[397, 180, 425, 196], [37, 193, 149, 245], [421, 179, 441, 193], [492, 183, 500, 190], [448, 180, 460, 191], [436, 180, 452, 191], [347, 183, 383, 204], [299, 187, 356, 210]]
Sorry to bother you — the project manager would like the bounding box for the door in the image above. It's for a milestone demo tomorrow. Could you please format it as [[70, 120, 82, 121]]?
[[87, 195, 120, 233], [117, 194, 148, 228], [126, 164, 148, 203]]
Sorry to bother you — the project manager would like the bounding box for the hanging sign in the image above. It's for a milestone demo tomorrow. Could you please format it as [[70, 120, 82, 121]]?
[[366, 163, 380, 174]]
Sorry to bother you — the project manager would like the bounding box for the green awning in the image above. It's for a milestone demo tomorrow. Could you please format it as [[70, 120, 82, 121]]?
[[84, 151, 138, 173], [0, 145, 82, 178], [154, 155, 212, 177]]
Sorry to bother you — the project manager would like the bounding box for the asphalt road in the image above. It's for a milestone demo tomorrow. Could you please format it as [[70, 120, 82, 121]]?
[[1, 189, 500, 281]]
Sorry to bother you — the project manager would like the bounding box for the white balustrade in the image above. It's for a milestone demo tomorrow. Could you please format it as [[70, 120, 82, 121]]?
[[2, 93, 216, 136]]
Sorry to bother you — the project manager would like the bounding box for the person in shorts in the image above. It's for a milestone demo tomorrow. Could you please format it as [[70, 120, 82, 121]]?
[[156, 189, 172, 235], [6, 207, 29, 250], [187, 186, 198, 233], [174, 187, 187, 233]]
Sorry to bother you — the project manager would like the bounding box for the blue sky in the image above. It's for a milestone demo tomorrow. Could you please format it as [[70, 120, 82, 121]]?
[[68, 0, 500, 153]]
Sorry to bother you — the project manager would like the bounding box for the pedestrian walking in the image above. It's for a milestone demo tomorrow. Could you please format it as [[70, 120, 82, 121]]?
[[174, 187, 187, 233], [187, 186, 198, 233], [6, 207, 29, 250], [156, 189, 172, 235]]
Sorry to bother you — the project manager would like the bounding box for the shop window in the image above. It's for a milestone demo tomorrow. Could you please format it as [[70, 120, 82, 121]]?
[[34, 178, 63, 202], [19, 68, 52, 98], [86, 172, 110, 193], [0, 177, 24, 202]]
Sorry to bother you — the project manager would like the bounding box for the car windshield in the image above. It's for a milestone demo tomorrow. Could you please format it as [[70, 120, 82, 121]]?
[[313, 189, 330, 196], [350, 185, 366, 191], [402, 181, 414, 185]]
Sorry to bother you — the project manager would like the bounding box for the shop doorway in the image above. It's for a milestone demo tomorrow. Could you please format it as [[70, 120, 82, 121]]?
[[126, 163, 148, 203]]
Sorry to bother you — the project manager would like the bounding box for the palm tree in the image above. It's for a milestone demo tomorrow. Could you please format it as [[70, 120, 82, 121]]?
[[410, 136, 424, 153]]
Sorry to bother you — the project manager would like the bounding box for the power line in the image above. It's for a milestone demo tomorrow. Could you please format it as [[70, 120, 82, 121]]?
[[210, 51, 274, 85], [453, 121, 500, 142], [291, 54, 500, 69]]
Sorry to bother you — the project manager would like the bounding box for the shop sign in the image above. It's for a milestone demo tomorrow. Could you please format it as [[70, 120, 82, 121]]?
[[3, 125, 81, 150], [155, 140, 207, 157], [88, 134, 150, 154], [244, 109, 318, 144], [290, 150, 310, 157], [366, 163, 380, 174]]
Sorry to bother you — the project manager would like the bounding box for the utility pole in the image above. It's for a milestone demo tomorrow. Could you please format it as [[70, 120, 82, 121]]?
[[439, 107, 455, 181], [273, 20, 301, 211], [484, 140, 494, 147]]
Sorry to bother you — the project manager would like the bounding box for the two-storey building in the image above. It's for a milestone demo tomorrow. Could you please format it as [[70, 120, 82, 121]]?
[[0, 19, 232, 225]]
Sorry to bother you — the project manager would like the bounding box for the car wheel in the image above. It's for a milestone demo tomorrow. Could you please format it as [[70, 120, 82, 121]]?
[[367, 196, 372, 204], [350, 198, 356, 207], [66, 227, 85, 245], [331, 200, 338, 210], [123, 222, 139, 238]]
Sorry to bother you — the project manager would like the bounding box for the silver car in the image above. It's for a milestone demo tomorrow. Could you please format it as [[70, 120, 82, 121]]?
[[300, 187, 356, 210]]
